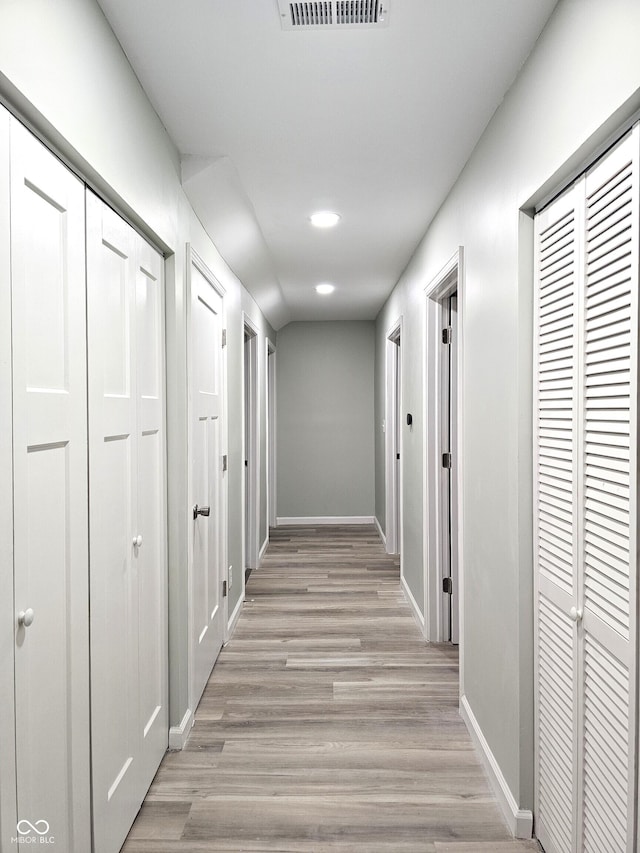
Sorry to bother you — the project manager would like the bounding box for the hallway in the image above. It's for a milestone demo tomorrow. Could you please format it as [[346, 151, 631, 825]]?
[[121, 526, 540, 852]]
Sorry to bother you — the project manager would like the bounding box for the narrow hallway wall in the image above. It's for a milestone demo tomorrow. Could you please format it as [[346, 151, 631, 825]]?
[[375, 0, 640, 826], [0, 0, 276, 820]]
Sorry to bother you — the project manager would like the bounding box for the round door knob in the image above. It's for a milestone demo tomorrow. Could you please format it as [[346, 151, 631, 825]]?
[[18, 608, 35, 628], [569, 606, 583, 623], [133, 534, 143, 548]]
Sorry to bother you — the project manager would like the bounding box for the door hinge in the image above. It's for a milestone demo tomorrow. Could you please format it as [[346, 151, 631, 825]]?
[[222, 580, 228, 598], [442, 327, 452, 345], [396, 453, 400, 460], [443, 577, 453, 595], [442, 451, 452, 469], [222, 454, 228, 472], [222, 328, 227, 348]]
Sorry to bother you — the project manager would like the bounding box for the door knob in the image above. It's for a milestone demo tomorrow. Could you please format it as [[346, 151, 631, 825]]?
[[569, 606, 583, 623], [18, 608, 35, 628], [193, 504, 210, 520], [132, 534, 143, 548]]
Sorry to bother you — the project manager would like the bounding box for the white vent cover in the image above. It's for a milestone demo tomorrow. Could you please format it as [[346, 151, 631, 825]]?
[[278, 0, 389, 30]]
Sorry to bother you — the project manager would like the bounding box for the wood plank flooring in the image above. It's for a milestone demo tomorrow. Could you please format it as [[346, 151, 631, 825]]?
[[122, 525, 540, 853]]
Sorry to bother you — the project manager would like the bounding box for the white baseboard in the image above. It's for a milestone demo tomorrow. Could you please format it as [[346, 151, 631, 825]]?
[[168, 708, 193, 751], [259, 536, 269, 561], [401, 573, 425, 631], [225, 591, 244, 644], [276, 515, 376, 526], [374, 517, 386, 544], [460, 694, 533, 839]]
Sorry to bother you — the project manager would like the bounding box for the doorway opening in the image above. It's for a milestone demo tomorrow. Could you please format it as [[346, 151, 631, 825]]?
[[424, 249, 464, 647], [385, 320, 402, 557], [243, 318, 259, 586]]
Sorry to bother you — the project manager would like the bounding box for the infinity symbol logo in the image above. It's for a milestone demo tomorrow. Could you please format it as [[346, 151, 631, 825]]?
[[17, 819, 50, 836]]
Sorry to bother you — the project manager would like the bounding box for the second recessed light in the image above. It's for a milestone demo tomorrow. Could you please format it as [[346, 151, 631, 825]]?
[[315, 283, 335, 295], [310, 211, 341, 228]]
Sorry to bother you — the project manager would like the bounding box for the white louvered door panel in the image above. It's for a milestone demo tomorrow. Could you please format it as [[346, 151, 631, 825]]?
[[534, 124, 639, 853], [534, 185, 580, 853], [580, 127, 638, 853]]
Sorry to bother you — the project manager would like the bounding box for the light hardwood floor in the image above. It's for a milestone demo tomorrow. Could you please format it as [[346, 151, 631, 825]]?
[[122, 525, 540, 852]]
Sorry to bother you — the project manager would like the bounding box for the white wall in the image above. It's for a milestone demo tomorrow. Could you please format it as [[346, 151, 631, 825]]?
[[375, 0, 640, 816], [277, 321, 375, 520], [0, 0, 275, 821]]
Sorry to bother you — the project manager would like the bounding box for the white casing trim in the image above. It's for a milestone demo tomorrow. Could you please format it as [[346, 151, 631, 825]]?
[[401, 574, 425, 631], [168, 708, 194, 751], [460, 694, 533, 839], [374, 516, 386, 544], [276, 516, 375, 525]]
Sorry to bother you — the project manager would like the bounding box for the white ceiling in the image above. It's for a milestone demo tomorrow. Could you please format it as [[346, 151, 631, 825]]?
[[97, 0, 558, 329]]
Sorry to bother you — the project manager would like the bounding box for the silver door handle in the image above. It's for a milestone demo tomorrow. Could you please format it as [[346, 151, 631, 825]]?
[[193, 504, 210, 520], [18, 608, 35, 628]]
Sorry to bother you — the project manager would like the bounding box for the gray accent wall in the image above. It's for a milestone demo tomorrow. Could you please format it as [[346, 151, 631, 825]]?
[[374, 0, 640, 816], [276, 321, 375, 519]]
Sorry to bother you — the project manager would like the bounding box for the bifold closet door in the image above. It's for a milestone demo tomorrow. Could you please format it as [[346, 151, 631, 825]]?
[[534, 126, 639, 853], [10, 121, 91, 850], [87, 191, 167, 853]]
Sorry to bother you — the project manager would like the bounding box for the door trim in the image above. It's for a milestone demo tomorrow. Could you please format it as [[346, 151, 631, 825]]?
[[266, 340, 276, 532], [423, 248, 465, 663], [384, 318, 403, 557], [242, 315, 260, 580], [0, 104, 17, 851]]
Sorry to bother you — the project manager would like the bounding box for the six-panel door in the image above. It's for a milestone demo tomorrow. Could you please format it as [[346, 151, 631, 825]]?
[[87, 191, 168, 853], [10, 120, 91, 852], [191, 259, 225, 708]]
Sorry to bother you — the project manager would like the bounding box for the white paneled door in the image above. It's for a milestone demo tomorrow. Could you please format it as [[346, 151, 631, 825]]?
[[10, 121, 91, 850], [534, 126, 639, 853], [190, 256, 226, 708], [87, 192, 167, 853]]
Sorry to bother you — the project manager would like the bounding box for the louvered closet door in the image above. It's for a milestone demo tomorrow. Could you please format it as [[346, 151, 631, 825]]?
[[87, 191, 168, 853], [534, 125, 639, 853], [580, 127, 638, 853], [534, 184, 580, 853]]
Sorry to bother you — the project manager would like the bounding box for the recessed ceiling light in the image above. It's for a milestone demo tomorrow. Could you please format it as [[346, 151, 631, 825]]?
[[315, 283, 335, 295], [310, 211, 341, 228]]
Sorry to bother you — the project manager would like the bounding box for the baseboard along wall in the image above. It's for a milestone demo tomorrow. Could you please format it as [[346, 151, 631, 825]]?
[[276, 516, 376, 526], [459, 694, 533, 840]]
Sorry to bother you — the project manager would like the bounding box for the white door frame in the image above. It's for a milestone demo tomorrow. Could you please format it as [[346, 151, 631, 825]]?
[[423, 248, 465, 662], [0, 105, 18, 851], [186, 246, 228, 706], [384, 318, 403, 556], [242, 316, 260, 580], [266, 341, 277, 531]]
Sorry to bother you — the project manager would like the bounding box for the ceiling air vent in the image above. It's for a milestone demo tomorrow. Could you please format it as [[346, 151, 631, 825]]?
[[278, 0, 389, 30]]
